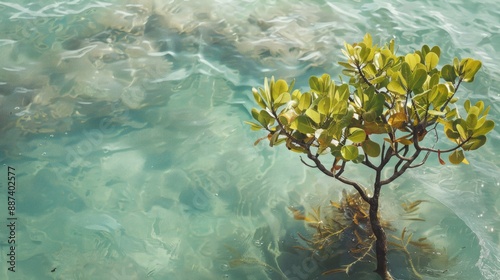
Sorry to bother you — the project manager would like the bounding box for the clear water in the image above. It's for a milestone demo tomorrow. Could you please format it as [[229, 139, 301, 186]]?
[[0, 0, 498, 279]]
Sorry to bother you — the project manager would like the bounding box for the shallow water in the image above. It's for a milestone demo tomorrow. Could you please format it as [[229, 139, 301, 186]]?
[[0, 0, 498, 279]]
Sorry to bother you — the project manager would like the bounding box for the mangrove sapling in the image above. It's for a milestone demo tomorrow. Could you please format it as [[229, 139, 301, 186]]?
[[245, 34, 495, 279]]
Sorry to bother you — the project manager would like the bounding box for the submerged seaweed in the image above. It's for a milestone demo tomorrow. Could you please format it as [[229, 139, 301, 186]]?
[[289, 190, 451, 279]]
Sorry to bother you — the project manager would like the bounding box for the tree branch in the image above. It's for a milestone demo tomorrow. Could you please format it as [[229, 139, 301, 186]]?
[[362, 152, 378, 170], [416, 135, 471, 154], [300, 156, 317, 168], [380, 150, 421, 186], [408, 151, 431, 168], [355, 63, 391, 109]]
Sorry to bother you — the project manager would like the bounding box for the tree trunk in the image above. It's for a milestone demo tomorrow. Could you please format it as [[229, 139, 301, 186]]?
[[369, 188, 394, 280]]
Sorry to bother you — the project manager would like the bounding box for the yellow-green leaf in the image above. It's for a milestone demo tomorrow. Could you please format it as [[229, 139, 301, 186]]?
[[395, 137, 413, 145], [430, 46, 441, 57], [466, 113, 478, 130], [456, 124, 467, 140], [363, 33, 373, 47], [425, 52, 439, 72], [410, 68, 428, 91], [462, 135, 486, 150], [441, 64, 456, 83], [305, 108, 321, 124], [292, 115, 315, 134], [298, 92, 312, 111], [405, 53, 421, 70], [244, 121, 263, 131], [427, 109, 445, 116], [274, 92, 291, 108], [388, 81, 406, 95], [252, 88, 267, 109], [362, 139, 381, 157], [449, 150, 466, 165], [472, 120, 494, 137], [341, 145, 359, 161], [318, 97, 330, 115], [348, 127, 366, 143], [272, 79, 289, 101], [251, 108, 260, 122], [461, 59, 482, 82]]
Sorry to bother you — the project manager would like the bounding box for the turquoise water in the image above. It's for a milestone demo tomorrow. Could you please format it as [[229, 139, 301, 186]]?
[[0, 0, 498, 279]]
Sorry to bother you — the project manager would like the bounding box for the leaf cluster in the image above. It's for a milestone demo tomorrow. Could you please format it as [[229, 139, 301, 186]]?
[[246, 33, 494, 166]]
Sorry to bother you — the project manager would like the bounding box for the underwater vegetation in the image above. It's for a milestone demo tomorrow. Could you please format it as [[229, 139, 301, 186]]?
[[289, 190, 450, 279]]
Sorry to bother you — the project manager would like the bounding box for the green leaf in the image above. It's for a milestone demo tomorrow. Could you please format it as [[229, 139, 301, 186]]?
[[461, 58, 482, 82], [387, 81, 406, 95], [445, 127, 460, 139], [341, 145, 359, 161], [475, 100, 485, 114], [462, 135, 486, 150], [467, 106, 480, 119], [244, 121, 263, 131], [405, 53, 421, 70], [428, 73, 440, 89], [441, 64, 457, 83], [472, 120, 494, 137], [362, 139, 381, 157], [410, 68, 427, 91], [427, 109, 445, 116], [466, 112, 478, 130], [305, 108, 321, 124], [252, 88, 267, 109], [363, 33, 373, 47], [348, 127, 366, 143], [251, 108, 260, 122], [420, 45, 430, 59], [291, 89, 302, 101], [362, 111, 378, 122], [425, 52, 439, 72], [456, 123, 468, 140], [431, 84, 449, 108], [338, 61, 355, 70], [464, 99, 471, 112], [336, 84, 350, 102], [273, 92, 291, 109], [291, 115, 316, 134], [258, 109, 274, 127], [352, 154, 365, 164], [401, 62, 412, 87], [430, 46, 441, 57], [318, 97, 330, 115], [269, 130, 279, 147], [263, 77, 271, 103], [309, 76, 320, 92], [272, 79, 289, 101], [449, 150, 465, 164], [453, 57, 460, 75], [298, 92, 312, 111]]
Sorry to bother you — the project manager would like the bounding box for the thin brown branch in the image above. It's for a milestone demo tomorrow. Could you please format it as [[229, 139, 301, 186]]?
[[362, 153, 378, 170], [380, 151, 420, 186], [335, 160, 347, 177], [440, 78, 463, 111], [300, 149, 371, 203], [408, 151, 431, 168], [355, 63, 391, 109], [300, 156, 317, 168], [416, 135, 471, 154]]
